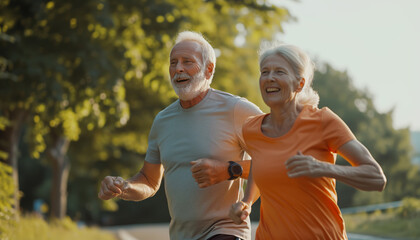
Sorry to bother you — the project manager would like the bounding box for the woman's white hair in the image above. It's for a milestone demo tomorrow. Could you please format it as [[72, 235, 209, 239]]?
[[175, 31, 216, 83], [259, 41, 319, 108]]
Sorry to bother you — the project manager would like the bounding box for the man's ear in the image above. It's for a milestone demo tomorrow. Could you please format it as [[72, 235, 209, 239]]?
[[205, 62, 214, 79]]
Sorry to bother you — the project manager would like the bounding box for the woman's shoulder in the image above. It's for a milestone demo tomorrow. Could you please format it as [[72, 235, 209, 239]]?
[[301, 105, 336, 118], [307, 106, 348, 129], [298, 106, 344, 129]]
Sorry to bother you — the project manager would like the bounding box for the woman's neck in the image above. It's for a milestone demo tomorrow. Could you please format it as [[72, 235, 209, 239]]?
[[180, 89, 210, 109], [263, 102, 302, 137], [271, 102, 300, 123]]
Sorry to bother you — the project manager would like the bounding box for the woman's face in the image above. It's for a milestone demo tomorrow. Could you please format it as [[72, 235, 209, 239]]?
[[259, 54, 301, 108]]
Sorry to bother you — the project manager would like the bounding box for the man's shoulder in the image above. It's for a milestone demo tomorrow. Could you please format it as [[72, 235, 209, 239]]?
[[210, 88, 262, 114], [212, 90, 262, 120], [210, 89, 240, 101], [153, 100, 180, 121], [210, 89, 252, 106]]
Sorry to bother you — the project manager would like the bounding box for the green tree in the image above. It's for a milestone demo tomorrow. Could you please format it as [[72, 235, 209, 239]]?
[[0, 0, 129, 219], [0, 26, 27, 217]]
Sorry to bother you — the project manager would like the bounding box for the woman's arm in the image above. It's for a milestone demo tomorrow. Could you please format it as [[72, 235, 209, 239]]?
[[334, 140, 387, 191], [285, 140, 386, 191], [229, 165, 261, 224]]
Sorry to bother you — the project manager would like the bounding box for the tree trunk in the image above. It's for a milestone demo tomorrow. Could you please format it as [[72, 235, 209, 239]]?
[[47, 134, 70, 219], [0, 108, 28, 220]]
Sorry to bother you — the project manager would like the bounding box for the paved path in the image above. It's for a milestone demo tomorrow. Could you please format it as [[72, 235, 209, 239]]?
[[102, 223, 400, 240], [347, 233, 399, 240]]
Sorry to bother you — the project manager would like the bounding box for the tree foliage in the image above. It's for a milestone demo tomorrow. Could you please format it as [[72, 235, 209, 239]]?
[[1, 0, 418, 225]]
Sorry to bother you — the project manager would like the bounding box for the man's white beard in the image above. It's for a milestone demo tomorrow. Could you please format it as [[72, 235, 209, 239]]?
[[171, 70, 209, 101]]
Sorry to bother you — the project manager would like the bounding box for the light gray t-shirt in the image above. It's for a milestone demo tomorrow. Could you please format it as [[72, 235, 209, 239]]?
[[145, 89, 262, 240]]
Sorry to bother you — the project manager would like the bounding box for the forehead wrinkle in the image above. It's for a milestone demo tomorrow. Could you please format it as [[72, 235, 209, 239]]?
[[171, 41, 203, 58], [260, 55, 295, 74]]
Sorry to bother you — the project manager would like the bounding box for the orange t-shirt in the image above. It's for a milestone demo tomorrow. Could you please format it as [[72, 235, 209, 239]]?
[[243, 106, 355, 240]]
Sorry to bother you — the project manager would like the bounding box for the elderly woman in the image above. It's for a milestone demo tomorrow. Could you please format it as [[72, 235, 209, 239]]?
[[229, 42, 387, 239]]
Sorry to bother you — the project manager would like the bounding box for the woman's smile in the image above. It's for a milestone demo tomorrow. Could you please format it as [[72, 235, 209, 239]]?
[[266, 87, 281, 93]]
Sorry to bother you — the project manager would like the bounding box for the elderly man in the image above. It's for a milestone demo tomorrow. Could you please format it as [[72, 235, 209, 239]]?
[[98, 31, 261, 240]]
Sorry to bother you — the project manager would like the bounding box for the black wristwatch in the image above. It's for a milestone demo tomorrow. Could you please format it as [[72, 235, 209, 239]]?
[[228, 161, 243, 180]]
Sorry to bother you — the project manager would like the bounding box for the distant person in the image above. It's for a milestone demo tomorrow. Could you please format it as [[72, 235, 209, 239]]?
[[98, 31, 261, 240], [229, 42, 387, 239]]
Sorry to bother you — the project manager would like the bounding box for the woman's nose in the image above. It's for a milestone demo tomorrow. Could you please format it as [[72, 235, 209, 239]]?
[[267, 72, 275, 82]]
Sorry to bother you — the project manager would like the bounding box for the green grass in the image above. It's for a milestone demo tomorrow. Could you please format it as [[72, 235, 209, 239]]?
[[344, 210, 420, 239], [1, 215, 116, 240]]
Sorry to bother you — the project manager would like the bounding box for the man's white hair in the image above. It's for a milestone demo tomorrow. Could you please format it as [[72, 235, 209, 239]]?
[[175, 31, 216, 83]]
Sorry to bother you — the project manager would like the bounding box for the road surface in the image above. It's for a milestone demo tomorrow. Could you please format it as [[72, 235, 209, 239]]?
[[102, 222, 401, 240]]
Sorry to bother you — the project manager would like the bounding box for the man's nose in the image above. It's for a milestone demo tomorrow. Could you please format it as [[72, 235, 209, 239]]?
[[175, 62, 184, 73]]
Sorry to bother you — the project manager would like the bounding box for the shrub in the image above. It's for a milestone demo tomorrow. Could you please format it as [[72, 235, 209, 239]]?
[[0, 161, 15, 239], [5, 215, 116, 240], [397, 197, 420, 219]]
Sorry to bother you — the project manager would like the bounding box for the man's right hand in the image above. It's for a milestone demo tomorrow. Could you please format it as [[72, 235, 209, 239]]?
[[98, 176, 127, 200]]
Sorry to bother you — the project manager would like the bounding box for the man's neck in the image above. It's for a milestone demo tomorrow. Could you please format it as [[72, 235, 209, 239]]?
[[180, 89, 210, 109]]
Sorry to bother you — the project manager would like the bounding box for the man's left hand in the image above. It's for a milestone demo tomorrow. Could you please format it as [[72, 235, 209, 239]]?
[[190, 158, 229, 188]]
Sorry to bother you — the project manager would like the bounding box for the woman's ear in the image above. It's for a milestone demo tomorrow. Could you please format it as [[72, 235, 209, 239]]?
[[297, 78, 305, 92]]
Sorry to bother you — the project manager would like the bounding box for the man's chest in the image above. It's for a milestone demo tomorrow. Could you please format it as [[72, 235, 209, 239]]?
[[156, 113, 240, 169]]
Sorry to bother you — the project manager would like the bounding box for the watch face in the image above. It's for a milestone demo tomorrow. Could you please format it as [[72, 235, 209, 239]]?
[[231, 163, 242, 176]]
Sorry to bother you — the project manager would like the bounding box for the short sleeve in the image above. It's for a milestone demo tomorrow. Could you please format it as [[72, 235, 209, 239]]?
[[145, 119, 161, 164], [233, 98, 263, 149], [322, 107, 356, 153]]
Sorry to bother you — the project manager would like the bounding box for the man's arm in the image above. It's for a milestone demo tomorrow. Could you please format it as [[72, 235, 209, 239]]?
[[98, 162, 164, 201], [190, 159, 251, 188]]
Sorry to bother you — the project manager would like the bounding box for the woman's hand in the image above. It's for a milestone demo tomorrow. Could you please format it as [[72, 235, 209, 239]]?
[[285, 151, 327, 178], [229, 201, 251, 225]]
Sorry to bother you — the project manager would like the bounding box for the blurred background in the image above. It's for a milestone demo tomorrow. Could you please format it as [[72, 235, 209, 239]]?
[[1, 0, 419, 239]]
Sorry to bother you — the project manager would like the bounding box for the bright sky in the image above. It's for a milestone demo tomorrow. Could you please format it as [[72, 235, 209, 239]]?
[[273, 0, 420, 131]]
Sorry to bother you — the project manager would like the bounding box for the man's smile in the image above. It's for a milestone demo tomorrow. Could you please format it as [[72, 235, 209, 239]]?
[[176, 78, 190, 83]]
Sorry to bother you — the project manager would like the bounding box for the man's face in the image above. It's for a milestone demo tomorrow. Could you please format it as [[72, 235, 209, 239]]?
[[169, 41, 209, 100]]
